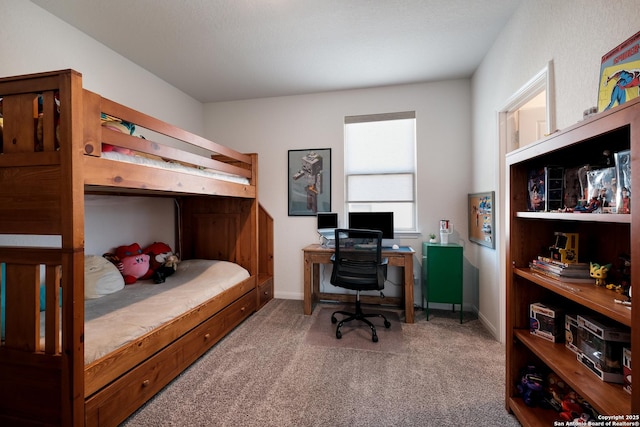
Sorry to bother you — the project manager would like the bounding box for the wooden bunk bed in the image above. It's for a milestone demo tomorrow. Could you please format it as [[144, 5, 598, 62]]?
[[0, 69, 274, 426]]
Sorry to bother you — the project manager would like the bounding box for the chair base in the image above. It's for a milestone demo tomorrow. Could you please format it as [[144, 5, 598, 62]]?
[[331, 298, 391, 342]]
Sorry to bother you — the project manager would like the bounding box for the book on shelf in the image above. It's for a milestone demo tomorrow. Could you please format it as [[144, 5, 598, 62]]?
[[528, 263, 595, 284], [535, 256, 589, 271], [529, 257, 592, 283]]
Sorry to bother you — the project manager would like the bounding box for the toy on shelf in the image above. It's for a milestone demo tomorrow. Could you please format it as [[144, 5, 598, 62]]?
[[549, 232, 579, 264], [619, 186, 631, 213], [516, 365, 545, 407], [607, 254, 632, 296], [577, 314, 630, 383], [589, 262, 611, 287], [542, 372, 599, 421]]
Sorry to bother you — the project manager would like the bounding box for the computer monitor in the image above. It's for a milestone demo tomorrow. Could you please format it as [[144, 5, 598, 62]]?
[[317, 212, 338, 231], [348, 212, 394, 239]]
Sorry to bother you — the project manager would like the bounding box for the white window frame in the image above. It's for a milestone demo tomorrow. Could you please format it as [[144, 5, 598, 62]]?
[[344, 111, 418, 234]]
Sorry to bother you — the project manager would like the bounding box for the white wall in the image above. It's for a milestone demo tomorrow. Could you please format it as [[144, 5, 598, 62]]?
[[0, 0, 205, 254], [2, 1, 203, 134], [203, 81, 473, 306], [472, 0, 640, 340]]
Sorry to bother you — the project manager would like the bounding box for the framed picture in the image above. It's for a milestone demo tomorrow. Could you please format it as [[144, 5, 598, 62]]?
[[598, 31, 640, 112], [468, 191, 495, 249], [288, 148, 331, 216]]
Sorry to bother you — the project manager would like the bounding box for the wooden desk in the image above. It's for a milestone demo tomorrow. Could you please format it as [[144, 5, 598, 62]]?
[[302, 244, 416, 323]]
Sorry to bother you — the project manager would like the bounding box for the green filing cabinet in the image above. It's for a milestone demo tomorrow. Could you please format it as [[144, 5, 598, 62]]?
[[422, 242, 463, 323]]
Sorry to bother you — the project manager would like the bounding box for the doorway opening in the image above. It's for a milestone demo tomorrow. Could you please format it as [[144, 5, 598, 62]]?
[[497, 60, 555, 343]]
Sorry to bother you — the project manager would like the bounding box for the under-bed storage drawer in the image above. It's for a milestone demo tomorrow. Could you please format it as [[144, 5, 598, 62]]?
[[258, 275, 274, 309], [85, 289, 256, 427]]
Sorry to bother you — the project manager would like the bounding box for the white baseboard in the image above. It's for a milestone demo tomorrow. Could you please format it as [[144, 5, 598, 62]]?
[[477, 310, 499, 340], [274, 291, 303, 300]]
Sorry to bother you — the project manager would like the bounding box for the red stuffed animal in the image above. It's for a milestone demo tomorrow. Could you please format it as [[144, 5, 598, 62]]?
[[115, 243, 151, 285], [143, 242, 179, 283]]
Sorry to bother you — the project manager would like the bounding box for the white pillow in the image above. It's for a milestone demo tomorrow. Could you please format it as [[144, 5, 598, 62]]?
[[85, 255, 125, 299]]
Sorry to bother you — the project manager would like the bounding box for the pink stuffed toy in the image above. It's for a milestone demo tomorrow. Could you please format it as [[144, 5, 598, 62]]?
[[115, 243, 150, 285]]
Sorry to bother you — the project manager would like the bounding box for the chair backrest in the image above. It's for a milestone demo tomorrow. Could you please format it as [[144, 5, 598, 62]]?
[[330, 228, 387, 291]]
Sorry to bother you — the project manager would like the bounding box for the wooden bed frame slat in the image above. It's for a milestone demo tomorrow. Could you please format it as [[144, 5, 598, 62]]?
[[100, 96, 252, 165], [100, 127, 252, 178], [0, 165, 62, 235], [4, 264, 41, 352], [83, 155, 256, 198], [2, 93, 38, 153]]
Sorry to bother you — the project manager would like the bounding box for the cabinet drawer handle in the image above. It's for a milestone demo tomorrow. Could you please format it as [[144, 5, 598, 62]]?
[[204, 333, 211, 340], [142, 379, 150, 387], [240, 306, 246, 312]]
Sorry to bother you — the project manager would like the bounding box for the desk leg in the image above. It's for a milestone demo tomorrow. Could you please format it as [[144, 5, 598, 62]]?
[[404, 254, 414, 323], [303, 254, 313, 315]]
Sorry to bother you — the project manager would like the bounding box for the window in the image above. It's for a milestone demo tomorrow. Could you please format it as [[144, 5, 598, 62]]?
[[344, 111, 417, 232]]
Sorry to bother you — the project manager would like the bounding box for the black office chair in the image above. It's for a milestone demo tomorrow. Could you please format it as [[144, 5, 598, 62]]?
[[330, 228, 391, 342]]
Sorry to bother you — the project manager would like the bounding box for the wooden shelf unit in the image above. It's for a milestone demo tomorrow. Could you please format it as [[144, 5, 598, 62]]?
[[505, 97, 640, 424]]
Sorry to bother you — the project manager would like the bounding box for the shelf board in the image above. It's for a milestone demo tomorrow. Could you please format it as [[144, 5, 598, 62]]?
[[515, 268, 632, 327], [515, 329, 631, 416], [515, 211, 631, 223], [508, 397, 559, 427]]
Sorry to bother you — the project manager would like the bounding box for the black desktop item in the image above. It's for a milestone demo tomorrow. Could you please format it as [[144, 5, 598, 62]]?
[[348, 211, 394, 239], [317, 212, 338, 232]]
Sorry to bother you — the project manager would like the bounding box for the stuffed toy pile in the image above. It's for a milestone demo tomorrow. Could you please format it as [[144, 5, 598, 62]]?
[[106, 242, 179, 284]]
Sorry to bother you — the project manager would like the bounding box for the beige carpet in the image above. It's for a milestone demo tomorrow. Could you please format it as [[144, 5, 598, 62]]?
[[123, 299, 519, 427], [304, 305, 406, 353]]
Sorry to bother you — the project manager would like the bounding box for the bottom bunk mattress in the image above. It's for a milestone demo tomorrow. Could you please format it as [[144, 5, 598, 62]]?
[[48, 259, 250, 365]]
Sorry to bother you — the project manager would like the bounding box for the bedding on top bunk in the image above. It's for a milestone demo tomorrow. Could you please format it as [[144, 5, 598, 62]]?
[[39, 258, 250, 364], [99, 116, 250, 184], [100, 150, 250, 185]]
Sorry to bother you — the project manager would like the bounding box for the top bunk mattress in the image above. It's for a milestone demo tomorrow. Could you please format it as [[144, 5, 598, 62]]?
[[82, 259, 249, 364], [100, 151, 250, 185]]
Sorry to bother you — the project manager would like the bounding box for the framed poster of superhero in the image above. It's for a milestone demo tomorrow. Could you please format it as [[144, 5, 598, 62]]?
[[598, 31, 640, 112], [288, 148, 331, 216]]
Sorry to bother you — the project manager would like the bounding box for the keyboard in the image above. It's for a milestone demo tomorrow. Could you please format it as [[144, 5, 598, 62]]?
[[355, 243, 377, 249]]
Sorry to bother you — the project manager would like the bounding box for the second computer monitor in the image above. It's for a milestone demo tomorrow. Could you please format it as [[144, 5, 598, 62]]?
[[348, 212, 394, 239]]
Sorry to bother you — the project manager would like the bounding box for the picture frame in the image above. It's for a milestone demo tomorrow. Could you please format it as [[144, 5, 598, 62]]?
[[468, 191, 495, 249], [597, 31, 640, 112], [288, 148, 331, 216]]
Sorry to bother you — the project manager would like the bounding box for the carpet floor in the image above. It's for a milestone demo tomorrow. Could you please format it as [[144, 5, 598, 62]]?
[[304, 306, 406, 353], [122, 299, 520, 427]]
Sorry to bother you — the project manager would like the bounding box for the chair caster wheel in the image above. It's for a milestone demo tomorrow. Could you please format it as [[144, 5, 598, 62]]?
[[336, 330, 342, 339], [331, 316, 337, 324], [372, 334, 378, 343], [384, 321, 391, 328]]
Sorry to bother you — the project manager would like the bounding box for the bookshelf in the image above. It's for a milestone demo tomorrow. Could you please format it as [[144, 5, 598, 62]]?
[[505, 97, 640, 425]]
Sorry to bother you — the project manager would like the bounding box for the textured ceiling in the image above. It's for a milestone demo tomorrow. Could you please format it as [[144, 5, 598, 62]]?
[[31, 0, 522, 103]]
